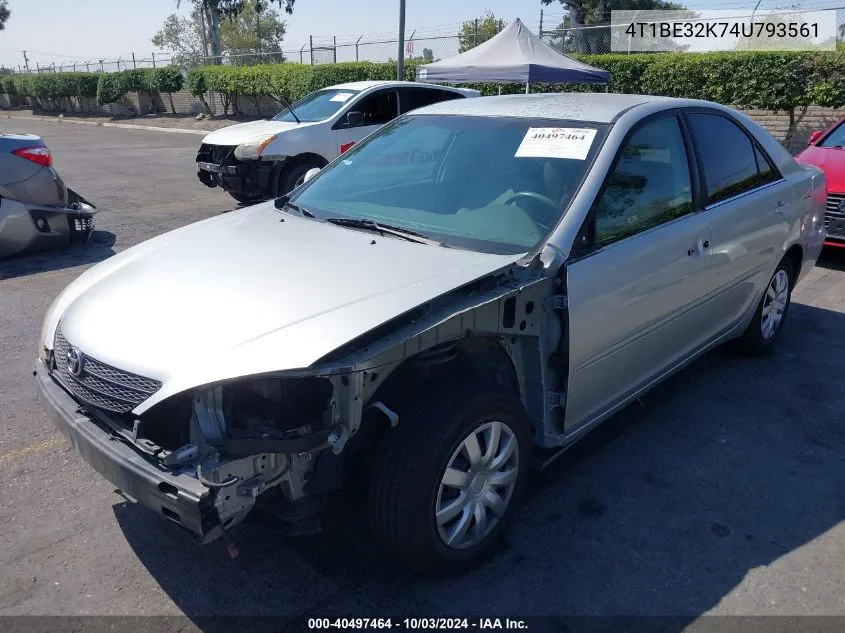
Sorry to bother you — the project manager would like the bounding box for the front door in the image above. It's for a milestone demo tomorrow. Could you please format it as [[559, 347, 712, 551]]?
[[333, 89, 399, 158], [564, 113, 714, 431]]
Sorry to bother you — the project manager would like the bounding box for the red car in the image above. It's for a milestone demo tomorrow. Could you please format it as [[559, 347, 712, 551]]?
[[795, 120, 845, 248]]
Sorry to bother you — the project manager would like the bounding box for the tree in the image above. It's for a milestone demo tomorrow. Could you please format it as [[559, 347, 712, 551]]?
[[735, 9, 826, 51], [175, 0, 295, 64], [154, 0, 287, 65], [458, 11, 505, 53], [152, 8, 207, 67], [422, 47, 434, 62], [541, 0, 689, 53], [219, 0, 287, 64], [0, 1, 10, 31]]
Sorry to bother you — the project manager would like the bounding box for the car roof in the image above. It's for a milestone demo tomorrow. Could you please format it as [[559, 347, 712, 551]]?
[[328, 80, 471, 93], [409, 92, 697, 123]]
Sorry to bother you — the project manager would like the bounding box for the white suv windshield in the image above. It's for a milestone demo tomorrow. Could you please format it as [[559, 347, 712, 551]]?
[[291, 114, 607, 254], [273, 88, 360, 123]]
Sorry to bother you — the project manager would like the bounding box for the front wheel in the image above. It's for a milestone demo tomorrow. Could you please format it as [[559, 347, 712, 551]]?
[[735, 256, 794, 355], [278, 161, 321, 196], [227, 191, 262, 205], [368, 380, 532, 576]]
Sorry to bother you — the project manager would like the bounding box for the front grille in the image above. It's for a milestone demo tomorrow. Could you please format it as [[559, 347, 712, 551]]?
[[824, 192, 845, 233], [199, 143, 237, 166], [52, 325, 162, 413]]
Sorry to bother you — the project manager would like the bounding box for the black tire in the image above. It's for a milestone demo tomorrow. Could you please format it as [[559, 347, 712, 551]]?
[[279, 161, 321, 196], [368, 379, 532, 576], [735, 256, 794, 355], [227, 191, 262, 205]]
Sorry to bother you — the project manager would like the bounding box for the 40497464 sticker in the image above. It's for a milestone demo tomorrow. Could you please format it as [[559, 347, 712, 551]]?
[[515, 127, 598, 161]]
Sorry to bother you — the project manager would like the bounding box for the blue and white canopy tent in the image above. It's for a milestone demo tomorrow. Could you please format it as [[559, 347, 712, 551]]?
[[415, 18, 610, 93]]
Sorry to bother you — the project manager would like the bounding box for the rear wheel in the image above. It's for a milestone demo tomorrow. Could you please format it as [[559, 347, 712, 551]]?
[[368, 380, 532, 576], [735, 256, 794, 355], [278, 161, 321, 196]]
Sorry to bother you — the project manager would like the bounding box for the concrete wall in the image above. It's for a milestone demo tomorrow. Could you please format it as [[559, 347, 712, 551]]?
[[1, 88, 841, 154], [742, 106, 843, 154]]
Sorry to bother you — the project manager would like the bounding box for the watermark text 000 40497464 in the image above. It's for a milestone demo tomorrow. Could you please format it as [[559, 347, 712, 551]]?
[[610, 9, 837, 53]]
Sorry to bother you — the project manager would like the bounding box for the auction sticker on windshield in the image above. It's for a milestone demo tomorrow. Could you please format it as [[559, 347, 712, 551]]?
[[330, 92, 354, 102], [515, 127, 597, 160]]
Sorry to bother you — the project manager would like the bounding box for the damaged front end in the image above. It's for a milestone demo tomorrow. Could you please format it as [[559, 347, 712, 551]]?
[[36, 347, 348, 544]]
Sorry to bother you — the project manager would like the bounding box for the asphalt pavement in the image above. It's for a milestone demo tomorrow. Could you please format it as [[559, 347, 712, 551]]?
[[1, 120, 845, 628]]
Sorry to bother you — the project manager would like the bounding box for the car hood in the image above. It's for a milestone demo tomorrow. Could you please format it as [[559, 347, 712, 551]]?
[[51, 203, 521, 412], [202, 119, 317, 145], [795, 145, 845, 192]]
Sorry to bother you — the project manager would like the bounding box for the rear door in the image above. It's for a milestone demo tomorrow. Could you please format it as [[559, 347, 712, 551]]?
[[400, 87, 464, 115], [332, 88, 399, 157], [683, 109, 791, 337], [564, 111, 714, 431]]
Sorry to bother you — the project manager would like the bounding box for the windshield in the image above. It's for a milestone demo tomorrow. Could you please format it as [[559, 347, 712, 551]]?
[[817, 121, 845, 147], [291, 114, 607, 254], [273, 88, 360, 123]]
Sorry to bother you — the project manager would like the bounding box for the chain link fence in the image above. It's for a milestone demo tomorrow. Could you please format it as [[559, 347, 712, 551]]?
[[5, 7, 844, 76]]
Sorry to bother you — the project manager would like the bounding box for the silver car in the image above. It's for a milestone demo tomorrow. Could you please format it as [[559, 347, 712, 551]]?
[[35, 93, 827, 575]]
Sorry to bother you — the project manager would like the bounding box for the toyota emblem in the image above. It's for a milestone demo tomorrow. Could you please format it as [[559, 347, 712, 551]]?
[[838, 200, 845, 212], [66, 346, 84, 377]]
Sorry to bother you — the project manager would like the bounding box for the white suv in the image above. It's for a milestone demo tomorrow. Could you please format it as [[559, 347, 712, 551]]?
[[196, 80, 480, 203]]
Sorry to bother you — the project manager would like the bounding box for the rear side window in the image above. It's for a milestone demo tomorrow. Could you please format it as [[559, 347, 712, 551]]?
[[405, 88, 463, 111], [687, 112, 777, 205]]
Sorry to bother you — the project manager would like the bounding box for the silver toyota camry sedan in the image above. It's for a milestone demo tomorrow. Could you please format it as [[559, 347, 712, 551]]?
[[35, 93, 827, 575]]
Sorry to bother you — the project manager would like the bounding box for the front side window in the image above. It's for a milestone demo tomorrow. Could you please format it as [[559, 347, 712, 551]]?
[[345, 90, 399, 127], [273, 88, 360, 123], [687, 112, 767, 204], [291, 115, 607, 254], [817, 120, 845, 148], [595, 115, 693, 246]]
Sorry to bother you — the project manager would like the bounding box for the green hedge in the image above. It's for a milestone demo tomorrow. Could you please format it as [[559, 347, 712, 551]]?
[[180, 52, 845, 112], [1, 75, 16, 95], [188, 60, 422, 108], [95, 67, 184, 105], [6, 51, 845, 114]]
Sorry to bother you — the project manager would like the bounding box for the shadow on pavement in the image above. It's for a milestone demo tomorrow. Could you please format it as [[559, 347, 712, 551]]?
[[0, 230, 116, 281], [113, 302, 845, 630], [816, 246, 845, 272]]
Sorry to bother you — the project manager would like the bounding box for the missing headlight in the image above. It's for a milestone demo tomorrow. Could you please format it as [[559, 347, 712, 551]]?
[[223, 376, 334, 437]]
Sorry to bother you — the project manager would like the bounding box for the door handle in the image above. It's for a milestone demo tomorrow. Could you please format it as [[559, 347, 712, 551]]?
[[774, 200, 786, 214], [688, 240, 710, 256]]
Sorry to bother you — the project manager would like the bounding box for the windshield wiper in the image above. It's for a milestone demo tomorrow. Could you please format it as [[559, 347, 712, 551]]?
[[324, 217, 447, 247], [276, 94, 300, 124], [277, 199, 316, 218]]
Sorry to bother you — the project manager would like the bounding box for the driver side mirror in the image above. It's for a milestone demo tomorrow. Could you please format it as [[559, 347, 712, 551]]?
[[346, 111, 364, 127], [808, 130, 823, 145], [303, 167, 321, 184]]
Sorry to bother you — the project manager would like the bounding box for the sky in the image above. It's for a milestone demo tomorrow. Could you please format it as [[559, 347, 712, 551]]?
[[0, 0, 841, 70]]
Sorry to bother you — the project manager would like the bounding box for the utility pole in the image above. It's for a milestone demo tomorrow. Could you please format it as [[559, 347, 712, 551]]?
[[22, 50, 30, 73], [256, 0, 262, 60], [397, 0, 406, 81]]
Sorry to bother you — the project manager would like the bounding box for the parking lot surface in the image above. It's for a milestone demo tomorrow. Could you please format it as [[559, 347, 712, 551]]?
[[1, 120, 845, 625]]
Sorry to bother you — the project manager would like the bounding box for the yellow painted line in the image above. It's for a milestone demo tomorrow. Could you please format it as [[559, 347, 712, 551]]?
[[0, 435, 66, 464]]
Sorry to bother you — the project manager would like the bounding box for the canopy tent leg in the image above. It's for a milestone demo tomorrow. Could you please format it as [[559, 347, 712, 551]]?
[[498, 86, 502, 95], [525, 82, 530, 94]]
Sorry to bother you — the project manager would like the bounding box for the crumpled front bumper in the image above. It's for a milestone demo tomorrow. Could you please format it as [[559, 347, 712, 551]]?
[[0, 188, 98, 259], [34, 360, 225, 543]]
